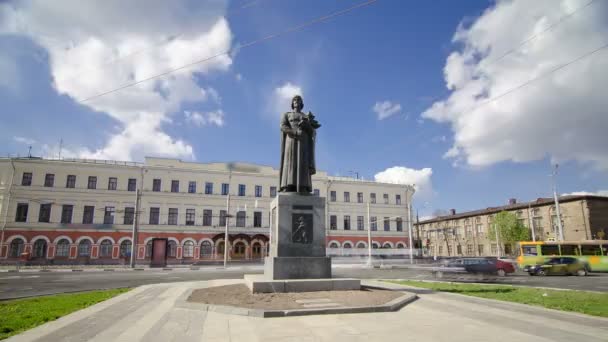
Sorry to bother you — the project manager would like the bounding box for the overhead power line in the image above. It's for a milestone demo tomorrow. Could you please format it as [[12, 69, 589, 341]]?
[[80, 0, 379, 103]]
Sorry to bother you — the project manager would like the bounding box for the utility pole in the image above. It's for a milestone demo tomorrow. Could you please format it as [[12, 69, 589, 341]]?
[[366, 201, 372, 267], [223, 168, 233, 268], [551, 164, 565, 241], [407, 187, 415, 264], [528, 202, 536, 242], [129, 188, 141, 268]]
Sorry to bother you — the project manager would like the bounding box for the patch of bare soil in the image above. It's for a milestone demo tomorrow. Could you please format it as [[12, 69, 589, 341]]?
[[187, 284, 402, 310]]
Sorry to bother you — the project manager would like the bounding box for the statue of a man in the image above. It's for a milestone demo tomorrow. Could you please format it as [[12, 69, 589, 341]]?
[[279, 95, 320, 193]]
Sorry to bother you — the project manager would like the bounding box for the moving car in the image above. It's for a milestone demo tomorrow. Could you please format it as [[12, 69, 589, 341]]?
[[526, 257, 589, 276], [446, 258, 515, 276]]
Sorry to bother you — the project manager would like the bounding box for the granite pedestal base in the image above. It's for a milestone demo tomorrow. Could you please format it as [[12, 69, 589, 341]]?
[[244, 274, 360, 293], [264, 256, 331, 280]]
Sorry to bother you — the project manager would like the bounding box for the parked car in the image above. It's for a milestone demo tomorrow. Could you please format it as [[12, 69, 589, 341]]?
[[446, 258, 514, 276], [526, 257, 589, 276]]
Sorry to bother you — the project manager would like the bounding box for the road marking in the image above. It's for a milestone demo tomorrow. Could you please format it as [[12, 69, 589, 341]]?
[[0, 275, 40, 280]]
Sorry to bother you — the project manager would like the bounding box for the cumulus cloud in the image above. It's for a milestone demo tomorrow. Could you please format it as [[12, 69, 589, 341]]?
[[562, 190, 608, 197], [13, 136, 36, 145], [273, 82, 303, 115], [372, 101, 401, 120], [0, 0, 232, 161], [374, 166, 433, 198], [422, 0, 608, 170], [184, 110, 225, 127]]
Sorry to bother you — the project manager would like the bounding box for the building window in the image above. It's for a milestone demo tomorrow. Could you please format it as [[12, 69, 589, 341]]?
[[56, 239, 70, 257], [504, 244, 512, 255], [236, 211, 246, 227], [146, 241, 152, 258], [188, 181, 196, 194], [371, 216, 377, 231], [21, 172, 32, 186], [88, 176, 97, 189], [124, 207, 134, 225], [330, 191, 336, 202], [78, 240, 91, 257], [384, 217, 390, 231], [370, 193, 376, 204], [104, 206, 115, 224], [396, 218, 403, 232], [448, 245, 453, 255], [357, 192, 363, 203], [205, 182, 213, 195], [108, 177, 117, 190], [200, 241, 212, 257], [254, 211, 262, 227], [396, 194, 401, 205], [438, 246, 443, 255], [82, 205, 94, 224], [128, 178, 137, 191], [357, 216, 364, 231], [38, 203, 51, 223], [66, 175, 76, 188], [221, 183, 229, 195], [183, 241, 194, 258], [344, 215, 351, 230], [383, 194, 389, 204], [186, 209, 195, 226], [61, 204, 73, 224], [167, 241, 177, 258], [149, 207, 160, 225], [34, 240, 47, 258], [168, 208, 178, 225], [120, 241, 132, 257], [255, 185, 262, 197], [15, 203, 28, 222], [466, 244, 473, 255], [152, 179, 161, 192], [238, 184, 246, 196], [465, 225, 472, 238], [478, 244, 484, 255], [99, 240, 112, 257], [171, 180, 179, 193], [44, 173, 55, 187], [330, 215, 337, 230], [344, 192, 350, 202], [313, 189, 320, 196], [203, 209, 212, 226], [219, 210, 227, 226], [270, 186, 277, 197], [457, 245, 462, 255], [9, 238, 24, 257], [490, 244, 498, 255]]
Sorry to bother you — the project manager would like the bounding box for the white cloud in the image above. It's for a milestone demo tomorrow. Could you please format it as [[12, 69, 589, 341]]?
[[235, 73, 242, 81], [0, 0, 232, 161], [422, 0, 608, 170], [273, 82, 303, 115], [562, 190, 608, 197], [13, 136, 36, 145], [184, 110, 225, 127], [374, 166, 433, 198], [372, 101, 401, 120]]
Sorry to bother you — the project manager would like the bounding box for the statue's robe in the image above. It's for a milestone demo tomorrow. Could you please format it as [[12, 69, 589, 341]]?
[[279, 111, 316, 193]]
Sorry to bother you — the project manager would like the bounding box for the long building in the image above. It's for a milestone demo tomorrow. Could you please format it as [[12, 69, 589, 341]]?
[[0, 157, 414, 265], [414, 196, 608, 257]]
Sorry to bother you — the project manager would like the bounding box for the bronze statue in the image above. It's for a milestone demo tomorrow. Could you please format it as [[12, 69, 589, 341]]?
[[279, 95, 320, 193]]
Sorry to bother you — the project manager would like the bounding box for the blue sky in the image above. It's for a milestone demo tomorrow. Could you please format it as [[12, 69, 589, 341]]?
[[1, 0, 607, 217]]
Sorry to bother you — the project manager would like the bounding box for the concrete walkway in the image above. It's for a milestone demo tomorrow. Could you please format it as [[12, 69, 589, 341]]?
[[7, 280, 608, 342]]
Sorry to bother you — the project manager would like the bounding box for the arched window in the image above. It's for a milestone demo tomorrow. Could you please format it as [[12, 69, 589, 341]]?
[[252, 242, 262, 258], [120, 240, 132, 257], [372, 242, 380, 249], [183, 241, 194, 258], [99, 240, 112, 257], [145, 241, 153, 258], [356, 242, 366, 249], [343, 242, 352, 248], [200, 241, 212, 257], [78, 240, 91, 257], [233, 241, 246, 257], [56, 239, 70, 257], [382, 242, 392, 249], [217, 241, 225, 255], [167, 241, 177, 258], [33, 239, 47, 258], [9, 238, 24, 258], [396, 243, 406, 249], [329, 242, 339, 248]]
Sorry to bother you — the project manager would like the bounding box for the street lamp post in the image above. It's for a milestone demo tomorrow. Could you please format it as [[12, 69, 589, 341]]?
[[551, 164, 565, 241], [407, 187, 415, 264], [366, 201, 372, 267], [223, 167, 233, 268]]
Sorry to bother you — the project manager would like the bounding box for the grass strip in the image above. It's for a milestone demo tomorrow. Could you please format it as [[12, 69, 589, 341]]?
[[388, 280, 608, 318], [0, 288, 130, 340]]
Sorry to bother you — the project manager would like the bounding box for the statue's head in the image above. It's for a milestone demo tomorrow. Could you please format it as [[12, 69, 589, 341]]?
[[291, 95, 304, 111]]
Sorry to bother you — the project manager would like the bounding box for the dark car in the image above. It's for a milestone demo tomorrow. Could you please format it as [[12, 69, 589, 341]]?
[[447, 258, 514, 276], [527, 257, 589, 276]]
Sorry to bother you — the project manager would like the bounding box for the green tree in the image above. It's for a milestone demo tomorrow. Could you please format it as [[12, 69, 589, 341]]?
[[488, 211, 529, 255]]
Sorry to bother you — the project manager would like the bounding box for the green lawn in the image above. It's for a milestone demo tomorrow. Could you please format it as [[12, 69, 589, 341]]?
[[0, 288, 130, 340], [388, 280, 608, 317]]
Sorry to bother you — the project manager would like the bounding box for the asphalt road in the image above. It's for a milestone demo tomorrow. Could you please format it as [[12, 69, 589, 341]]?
[[1, 264, 607, 300]]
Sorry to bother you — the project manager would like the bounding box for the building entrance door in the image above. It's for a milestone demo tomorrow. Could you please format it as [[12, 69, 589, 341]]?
[[150, 238, 167, 267], [233, 242, 246, 259]]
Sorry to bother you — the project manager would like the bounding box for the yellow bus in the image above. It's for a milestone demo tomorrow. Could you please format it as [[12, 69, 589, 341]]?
[[517, 240, 608, 272]]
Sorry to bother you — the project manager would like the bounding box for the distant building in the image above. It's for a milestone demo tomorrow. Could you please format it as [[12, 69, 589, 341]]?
[[0, 157, 414, 265], [414, 196, 608, 257]]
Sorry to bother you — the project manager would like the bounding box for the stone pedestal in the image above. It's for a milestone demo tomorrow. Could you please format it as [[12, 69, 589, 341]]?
[[265, 193, 331, 280]]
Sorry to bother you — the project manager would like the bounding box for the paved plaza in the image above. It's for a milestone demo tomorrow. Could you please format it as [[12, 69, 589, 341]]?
[[5, 279, 608, 342]]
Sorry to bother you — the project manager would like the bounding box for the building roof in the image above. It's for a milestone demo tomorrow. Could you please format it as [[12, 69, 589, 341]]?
[[416, 195, 608, 225]]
